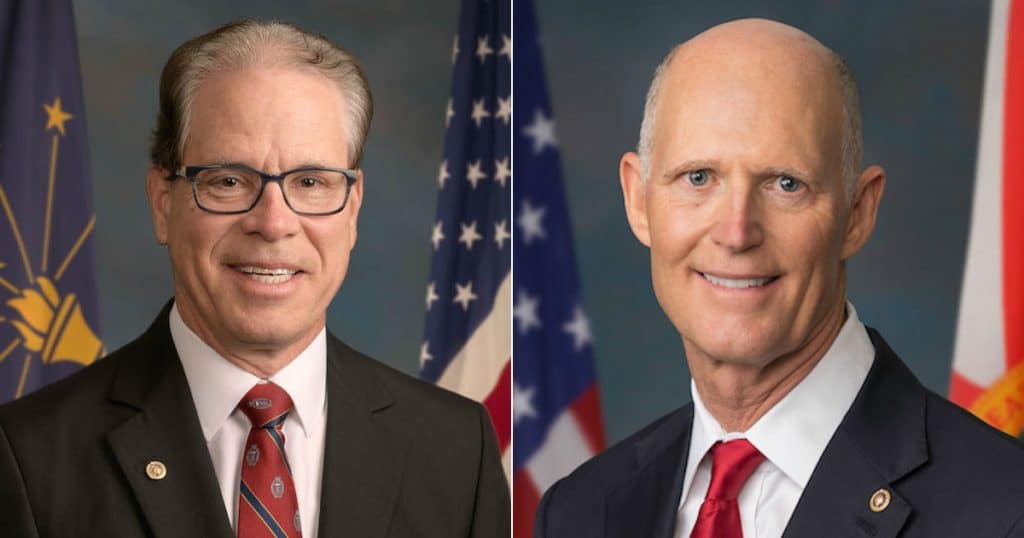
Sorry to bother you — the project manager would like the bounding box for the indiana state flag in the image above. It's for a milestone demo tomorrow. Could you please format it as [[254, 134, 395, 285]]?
[[0, 0, 104, 403]]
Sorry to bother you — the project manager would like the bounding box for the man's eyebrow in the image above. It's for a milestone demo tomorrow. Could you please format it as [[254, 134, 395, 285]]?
[[289, 161, 339, 169], [197, 160, 343, 171]]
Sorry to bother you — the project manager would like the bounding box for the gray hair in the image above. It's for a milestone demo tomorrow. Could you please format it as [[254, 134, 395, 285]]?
[[150, 19, 373, 172], [636, 45, 862, 201]]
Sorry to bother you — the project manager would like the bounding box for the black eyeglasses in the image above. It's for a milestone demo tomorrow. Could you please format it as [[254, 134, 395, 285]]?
[[173, 164, 359, 216]]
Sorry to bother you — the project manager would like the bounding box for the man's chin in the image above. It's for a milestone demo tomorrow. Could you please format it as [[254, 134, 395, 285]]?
[[683, 330, 787, 367], [215, 315, 311, 350]]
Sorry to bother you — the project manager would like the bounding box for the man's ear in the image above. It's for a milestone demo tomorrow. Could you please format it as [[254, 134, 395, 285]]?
[[345, 169, 363, 247], [841, 165, 886, 260], [620, 151, 651, 247], [146, 166, 173, 245]]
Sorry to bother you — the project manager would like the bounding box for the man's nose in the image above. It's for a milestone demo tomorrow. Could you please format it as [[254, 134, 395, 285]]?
[[240, 182, 301, 240], [708, 183, 763, 253]]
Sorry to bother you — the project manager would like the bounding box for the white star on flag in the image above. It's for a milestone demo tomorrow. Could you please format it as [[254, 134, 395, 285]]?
[[425, 281, 439, 310], [495, 96, 511, 126], [451, 35, 460, 64], [494, 157, 510, 187], [419, 341, 433, 368], [470, 98, 491, 128], [453, 281, 478, 311], [517, 200, 547, 244], [431, 220, 445, 251], [522, 108, 558, 154], [499, 34, 511, 60], [562, 306, 593, 351], [494, 219, 510, 249], [466, 159, 487, 189], [514, 290, 541, 334], [513, 383, 537, 423], [445, 99, 455, 128], [475, 35, 494, 63], [437, 160, 450, 188], [458, 221, 482, 250]]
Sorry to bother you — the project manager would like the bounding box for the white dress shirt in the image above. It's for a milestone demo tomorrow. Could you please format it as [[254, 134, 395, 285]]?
[[171, 304, 327, 538], [675, 303, 876, 538]]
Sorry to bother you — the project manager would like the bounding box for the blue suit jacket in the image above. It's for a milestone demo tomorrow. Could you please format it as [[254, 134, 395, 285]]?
[[535, 329, 1024, 537]]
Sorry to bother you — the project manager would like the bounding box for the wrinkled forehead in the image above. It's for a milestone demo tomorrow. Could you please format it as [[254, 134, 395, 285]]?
[[652, 30, 846, 174]]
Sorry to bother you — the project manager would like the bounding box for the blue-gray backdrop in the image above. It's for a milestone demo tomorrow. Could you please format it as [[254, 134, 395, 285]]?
[[74, 0, 458, 375], [534, 1, 990, 444]]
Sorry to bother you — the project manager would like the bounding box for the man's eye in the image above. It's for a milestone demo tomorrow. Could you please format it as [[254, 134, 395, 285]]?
[[687, 170, 709, 186], [778, 175, 802, 192], [300, 177, 319, 187], [217, 176, 239, 187]]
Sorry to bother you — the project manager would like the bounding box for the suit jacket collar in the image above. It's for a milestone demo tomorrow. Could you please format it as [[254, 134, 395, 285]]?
[[782, 327, 928, 538], [604, 328, 928, 538], [604, 405, 693, 538], [316, 333, 409, 538], [105, 301, 235, 538], [104, 302, 409, 538]]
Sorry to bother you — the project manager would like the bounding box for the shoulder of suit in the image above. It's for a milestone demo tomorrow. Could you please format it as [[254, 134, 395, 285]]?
[[326, 332, 487, 424], [547, 405, 690, 498], [0, 330, 147, 434], [922, 388, 1024, 474]]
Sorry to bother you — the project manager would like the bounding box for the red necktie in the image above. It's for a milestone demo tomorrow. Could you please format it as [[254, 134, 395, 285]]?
[[237, 383, 302, 537], [690, 439, 765, 538]]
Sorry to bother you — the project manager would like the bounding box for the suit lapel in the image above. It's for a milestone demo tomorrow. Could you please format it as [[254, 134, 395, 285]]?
[[105, 305, 234, 538], [604, 406, 693, 538], [783, 328, 928, 538], [317, 335, 408, 538]]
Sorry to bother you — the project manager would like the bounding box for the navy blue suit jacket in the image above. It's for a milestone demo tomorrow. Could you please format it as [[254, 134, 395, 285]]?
[[535, 329, 1024, 537]]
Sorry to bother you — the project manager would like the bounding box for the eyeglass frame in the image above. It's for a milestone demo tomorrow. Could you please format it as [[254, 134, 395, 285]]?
[[171, 163, 360, 216]]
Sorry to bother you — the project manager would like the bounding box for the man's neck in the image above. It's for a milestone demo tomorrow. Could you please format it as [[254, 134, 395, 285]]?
[[687, 298, 848, 432]]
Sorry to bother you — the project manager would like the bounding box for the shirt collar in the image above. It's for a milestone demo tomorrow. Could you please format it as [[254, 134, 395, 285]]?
[[170, 302, 327, 442], [683, 302, 875, 498]]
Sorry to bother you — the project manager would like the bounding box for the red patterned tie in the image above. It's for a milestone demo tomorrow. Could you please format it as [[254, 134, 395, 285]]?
[[237, 383, 302, 537], [690, 439, 765, 538]]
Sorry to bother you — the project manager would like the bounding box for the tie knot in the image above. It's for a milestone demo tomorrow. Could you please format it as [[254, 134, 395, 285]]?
[[706, 439, 765, 501], [238, 382, 293, 429]]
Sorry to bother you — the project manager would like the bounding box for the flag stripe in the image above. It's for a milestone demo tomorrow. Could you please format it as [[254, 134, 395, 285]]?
[[483, 360, 511, 450], [952, 0, 1010, 392], [525, 411, 596, 495], [950, 370, 986, 406], [1005, 0, 1024, 371], [569, 384, 605, 455], [437, 274, 511, 400], [513, 472, 542, 538]]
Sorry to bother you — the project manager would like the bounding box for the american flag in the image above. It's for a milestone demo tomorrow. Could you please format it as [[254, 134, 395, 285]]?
[[420, 0, 512, 476], [512, 0, 607, 534]]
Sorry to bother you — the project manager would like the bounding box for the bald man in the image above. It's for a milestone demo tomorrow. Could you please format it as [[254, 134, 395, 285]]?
[[534, 18, 1024, 538]]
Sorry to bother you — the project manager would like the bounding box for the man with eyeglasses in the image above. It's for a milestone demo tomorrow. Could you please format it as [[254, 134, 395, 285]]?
[[0, 20, 508, 538]]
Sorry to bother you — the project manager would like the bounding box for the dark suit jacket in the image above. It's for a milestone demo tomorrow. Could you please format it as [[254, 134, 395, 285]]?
[[0, 303, 509, 537], [535, 329, 1024, 537]]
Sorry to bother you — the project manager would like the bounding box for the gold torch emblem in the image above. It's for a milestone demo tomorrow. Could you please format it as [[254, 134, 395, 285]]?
[[7, 276, 103, 367], [0, 96, 104, 400]]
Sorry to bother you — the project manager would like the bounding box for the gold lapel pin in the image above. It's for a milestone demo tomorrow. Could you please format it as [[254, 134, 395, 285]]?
[[145, 460, 167, 481], [869, 488, 891, 512]]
